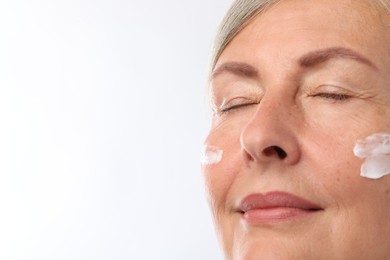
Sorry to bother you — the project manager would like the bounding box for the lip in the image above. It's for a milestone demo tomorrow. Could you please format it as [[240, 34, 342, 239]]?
[[237, 191, 323, 225]]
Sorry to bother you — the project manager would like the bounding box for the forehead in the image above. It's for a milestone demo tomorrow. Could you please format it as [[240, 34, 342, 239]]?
[[256, 0, 384, 34], [216, 0, 390, 71]]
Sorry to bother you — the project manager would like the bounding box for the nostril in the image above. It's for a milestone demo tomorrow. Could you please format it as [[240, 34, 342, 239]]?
[[275, 146, 287, 159], [263, 146, 287, 159]]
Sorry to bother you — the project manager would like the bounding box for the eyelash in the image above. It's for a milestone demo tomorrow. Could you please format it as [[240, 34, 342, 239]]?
[[219, 98, 259, 114], [312, 92, 351, 101], [218, 92, 351, 114], [220, 103, 255, 113]]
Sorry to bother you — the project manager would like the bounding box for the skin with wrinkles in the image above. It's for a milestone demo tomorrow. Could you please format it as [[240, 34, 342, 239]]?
[[202, 0, 390, 259]]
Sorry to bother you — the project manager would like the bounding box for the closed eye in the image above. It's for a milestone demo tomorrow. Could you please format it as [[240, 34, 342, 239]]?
[[218, 96, 259, 114], [220, 102, 257, 113], [313, 93, 351, 101]]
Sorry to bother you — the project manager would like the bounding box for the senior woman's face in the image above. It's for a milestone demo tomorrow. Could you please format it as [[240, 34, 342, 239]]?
[[203, 0, 390, 259]]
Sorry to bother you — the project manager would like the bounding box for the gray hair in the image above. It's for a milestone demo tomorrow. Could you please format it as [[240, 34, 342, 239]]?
[[209, 0, 390, 77]]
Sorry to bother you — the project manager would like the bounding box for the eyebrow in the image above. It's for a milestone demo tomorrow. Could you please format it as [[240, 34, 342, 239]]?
[[211, 62, 258, 80], [211, 47, 377, 81], [298, 47, 377, 70]]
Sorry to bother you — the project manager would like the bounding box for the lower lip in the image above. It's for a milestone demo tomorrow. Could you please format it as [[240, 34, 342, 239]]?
[[241, 207, 319, 225]]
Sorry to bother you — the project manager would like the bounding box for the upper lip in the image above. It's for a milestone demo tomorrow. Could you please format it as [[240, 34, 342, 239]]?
[[237, 191, 323, 213]]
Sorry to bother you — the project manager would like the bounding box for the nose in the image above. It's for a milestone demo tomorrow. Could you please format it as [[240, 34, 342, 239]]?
[[240, 98, 301, 166]]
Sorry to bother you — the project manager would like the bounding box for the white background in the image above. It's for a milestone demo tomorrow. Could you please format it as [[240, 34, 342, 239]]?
[[0, 1, 232, 259]]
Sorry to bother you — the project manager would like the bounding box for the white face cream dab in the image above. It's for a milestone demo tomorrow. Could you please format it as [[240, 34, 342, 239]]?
[[353, 133, 390, 179], [200, 145, 223, 166]]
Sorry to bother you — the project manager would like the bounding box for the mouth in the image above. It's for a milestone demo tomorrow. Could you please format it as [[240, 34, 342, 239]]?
[[237, 191, 323, 225]]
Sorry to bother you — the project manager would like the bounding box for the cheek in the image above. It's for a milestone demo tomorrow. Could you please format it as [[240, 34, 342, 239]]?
[[202, 141, 242, 213], [299, 124, 366, 209], [306, 130, 390, 218], [202, 120, 245, 215], [306, 134, 359, 184], [201, 141, 243, 256]]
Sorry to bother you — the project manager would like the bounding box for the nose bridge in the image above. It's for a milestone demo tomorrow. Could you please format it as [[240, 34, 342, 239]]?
[[240, 92, 300, 165], [247, 92, 292, 134]]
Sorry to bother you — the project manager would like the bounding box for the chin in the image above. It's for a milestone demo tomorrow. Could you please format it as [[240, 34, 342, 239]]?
[[222, 228, 323, 260], [229, 239, 292, 260]]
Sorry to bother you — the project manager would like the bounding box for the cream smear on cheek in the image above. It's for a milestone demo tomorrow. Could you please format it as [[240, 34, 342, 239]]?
[[353, 133, 390, 179], [200, 145, 223, 166]]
